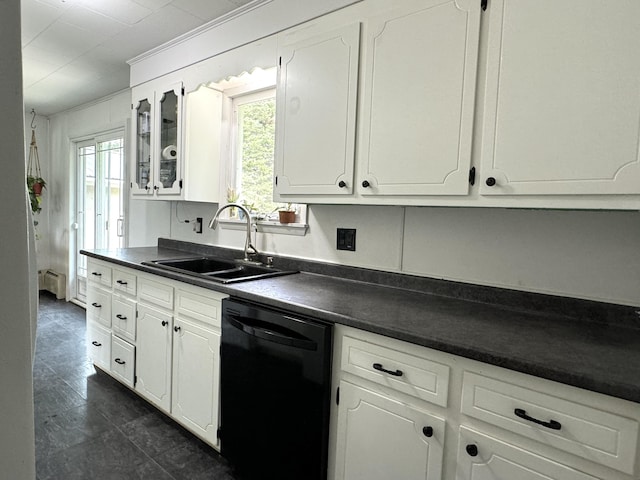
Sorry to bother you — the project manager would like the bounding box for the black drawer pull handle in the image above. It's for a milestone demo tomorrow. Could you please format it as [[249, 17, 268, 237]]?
[[161, 320, 168, 327], [91, 341, 102, 347], [116, 280, 128, 285], [338, 180, 347, 188], [422, 426, 433, 438], [372, 363, 403, 377], [514, 408, 561, 430], [91, 272, 102, 276], [174, 325, 181, 332], [362, 180, 370, 188], [466, 444, 478, 457], [114, 358, 126, 365], [486, 177, 496, 186], [91, 302, 101, 308], [116, 314, 127, 320]]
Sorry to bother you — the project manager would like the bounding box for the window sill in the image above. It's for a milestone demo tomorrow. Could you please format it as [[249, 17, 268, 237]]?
[[217, 218, 308, 236]]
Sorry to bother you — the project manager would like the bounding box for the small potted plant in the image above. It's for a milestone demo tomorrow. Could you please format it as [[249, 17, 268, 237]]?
[[278, 203, 296, 224]]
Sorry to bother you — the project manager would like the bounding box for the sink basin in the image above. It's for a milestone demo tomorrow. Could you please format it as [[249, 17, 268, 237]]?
[[145, 257, 236, 274], [142, 257, 297, 284]]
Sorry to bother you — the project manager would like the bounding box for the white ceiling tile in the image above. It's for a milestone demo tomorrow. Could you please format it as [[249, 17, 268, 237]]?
[[171, 0, 237, 21], [21, 0, 65, 45], [104, 5, 202, 57], [133, 0, 173, 11], [22, 57, 61, 88], [22, 43, 74, 66], [58, 5, 128, 37], [79, 0, 153, 25], [29, 20, 105, 58]]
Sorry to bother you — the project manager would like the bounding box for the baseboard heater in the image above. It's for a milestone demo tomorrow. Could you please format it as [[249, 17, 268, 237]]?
[[39, 270, 66, 300]]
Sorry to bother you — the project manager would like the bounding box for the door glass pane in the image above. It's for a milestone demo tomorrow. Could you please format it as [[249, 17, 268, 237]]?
[[136, 99, 151, 189], [159, 89, 178, 188], [98, 138, 125, 250]]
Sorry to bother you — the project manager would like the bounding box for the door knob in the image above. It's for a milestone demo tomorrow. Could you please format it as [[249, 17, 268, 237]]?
[[362, 180, 370, 188], [338, 180, 347, 188], [422, 426, 433, 438], [485, 177, 496, 187]]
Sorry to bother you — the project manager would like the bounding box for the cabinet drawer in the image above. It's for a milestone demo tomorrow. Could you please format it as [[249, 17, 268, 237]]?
[[87, 321, 111, 371], [341, 335, 449, 407], [138, 276, 174, 310], [87, 286, 111, 328], [112, 294, 136, 342], [461, 371, 639, 475], [87, 260, 112, 288], [458, 427, 601, 480], [176, 287, 226, 328], [111, 335, 135, 388], [113, 268, 137, 296]]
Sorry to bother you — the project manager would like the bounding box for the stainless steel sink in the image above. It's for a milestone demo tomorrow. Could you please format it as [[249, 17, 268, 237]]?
[[142, 257, 297, 284]]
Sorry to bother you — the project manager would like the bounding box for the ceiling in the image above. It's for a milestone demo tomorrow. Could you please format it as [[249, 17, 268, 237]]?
[[21, 0, 253, 116]]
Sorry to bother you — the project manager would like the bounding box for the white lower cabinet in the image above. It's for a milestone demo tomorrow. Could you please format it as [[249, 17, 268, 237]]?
[[330, 325, 640, 480], [457, 427, 600, 480], [171, 317, 221, 447], [334, 381, 444, 480], [135, 303, 173, 413], [85, 260, 228, 449]]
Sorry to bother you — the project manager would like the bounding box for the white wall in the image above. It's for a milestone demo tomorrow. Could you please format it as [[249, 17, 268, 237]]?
[[167, 202, 640, 307], [0, 0, 36, 476]]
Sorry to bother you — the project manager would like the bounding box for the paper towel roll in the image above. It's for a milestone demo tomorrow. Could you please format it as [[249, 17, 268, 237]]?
[[161, 145, 177, 160]]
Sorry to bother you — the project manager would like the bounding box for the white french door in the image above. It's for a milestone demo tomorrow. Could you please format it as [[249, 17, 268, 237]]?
[[75, 132, 126, 303]]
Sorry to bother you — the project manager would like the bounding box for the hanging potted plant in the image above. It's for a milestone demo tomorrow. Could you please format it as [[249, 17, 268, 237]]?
[[277, 203, 296, 224], [26, 123, 46, 214]]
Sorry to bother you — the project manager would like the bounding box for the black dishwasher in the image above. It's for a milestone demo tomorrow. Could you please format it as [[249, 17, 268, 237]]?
[[220, 298, 333, 480]]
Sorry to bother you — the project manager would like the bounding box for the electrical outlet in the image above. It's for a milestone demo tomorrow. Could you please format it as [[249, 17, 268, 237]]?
[[337, 228, 356, 251], [194, 217, 203, 234]]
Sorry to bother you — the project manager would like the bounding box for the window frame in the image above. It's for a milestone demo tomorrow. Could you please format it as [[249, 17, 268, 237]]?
[[214, 69, 307, 235]]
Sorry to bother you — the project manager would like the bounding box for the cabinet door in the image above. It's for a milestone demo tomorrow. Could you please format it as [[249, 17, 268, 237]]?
[[274, 23, 360, 196], [357, 0, 481, 196], [155, 82, 183, 196], [171, 317, 220, 447], [131, 89, 154, 195], [480, 0, 640, 195], [456, 427, 601, 480], [135, 304, 173, 413], [334, 381, 444, 480]]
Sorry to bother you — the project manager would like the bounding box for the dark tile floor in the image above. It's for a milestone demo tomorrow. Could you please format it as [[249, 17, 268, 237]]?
[[34, 292, 237, 480]]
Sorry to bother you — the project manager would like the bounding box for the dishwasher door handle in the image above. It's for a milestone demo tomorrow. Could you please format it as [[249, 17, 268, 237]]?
[[227, 315, 318, 350]]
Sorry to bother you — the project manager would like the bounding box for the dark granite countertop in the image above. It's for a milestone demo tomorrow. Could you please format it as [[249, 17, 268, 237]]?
[[81, 242, 640, 405]]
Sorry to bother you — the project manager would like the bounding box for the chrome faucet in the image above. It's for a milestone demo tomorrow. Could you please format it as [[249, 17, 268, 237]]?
[[209, 203, 260, 263]]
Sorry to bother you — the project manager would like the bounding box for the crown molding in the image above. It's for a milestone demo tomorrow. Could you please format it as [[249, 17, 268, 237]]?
[[127, 0, 273, 66]]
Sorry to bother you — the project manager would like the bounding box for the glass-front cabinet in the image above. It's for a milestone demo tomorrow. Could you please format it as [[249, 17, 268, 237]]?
[[131, 82, 184, 197]]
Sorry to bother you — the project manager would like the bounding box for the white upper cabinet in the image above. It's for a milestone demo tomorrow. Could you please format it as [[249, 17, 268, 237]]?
[[131, 82, 184, 197], [358, 0, 481, 196], [274, 23, 360, 196], [480, 0, 640, 195]]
